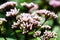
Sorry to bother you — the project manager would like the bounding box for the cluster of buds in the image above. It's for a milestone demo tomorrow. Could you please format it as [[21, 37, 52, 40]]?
[[41, 31, 57, 40], [33, 31, 41, 37], [0, 1, 17, 10], [49, 0, 60, 8], [35, 9, 57, 19], [21, 2, 38, 12], [12, 13, 41, 34], [6, 8, 19, 17], [0, 18, 7, 25]]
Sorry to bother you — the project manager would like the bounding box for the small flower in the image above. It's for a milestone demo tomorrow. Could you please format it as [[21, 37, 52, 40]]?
[[49, 12, 58, 19], [41, 25, 51, 29], [33, 31, 41, 37], [6, 8, 19, 17], [0, 18, 7, 25], [31, 12, 41, 21], [52, 31, 57, 38], [0, 1, 17, 9]]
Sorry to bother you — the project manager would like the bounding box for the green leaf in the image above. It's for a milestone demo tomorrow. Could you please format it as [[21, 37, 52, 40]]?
[[6, 38, 16, 40], [37, 37, 41, 40], [0, 38, 4, 40], [28, 31, 34, 35], [16, 30, 22, 33], [44, 19, 53, 26], [57, 12, 60, 24], [53, 26, 60, 40], [50, 38, 56, 40], [52, 26, 59, 32]]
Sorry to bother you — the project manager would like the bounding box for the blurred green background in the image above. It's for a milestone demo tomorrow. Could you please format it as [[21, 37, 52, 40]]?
[[0, 0, 60, 40]]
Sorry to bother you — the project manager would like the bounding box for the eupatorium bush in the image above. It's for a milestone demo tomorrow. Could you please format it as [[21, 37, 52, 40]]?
[[0, 1, 58, 40]]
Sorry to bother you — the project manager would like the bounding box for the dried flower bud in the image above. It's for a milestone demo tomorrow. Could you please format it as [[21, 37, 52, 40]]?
[[41, 25, 51, 29], [0, 18, 7, 25], [33, 31, 41, 37], [6, 8, 19, 17], [0, 1, 17, 9]]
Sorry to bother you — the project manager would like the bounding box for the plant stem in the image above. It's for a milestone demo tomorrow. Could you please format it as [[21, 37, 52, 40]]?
[[41, 16, 49, 26], [13, 29, 19, 40], [0, 25, 7, 40], [25, 33, 28, 40]]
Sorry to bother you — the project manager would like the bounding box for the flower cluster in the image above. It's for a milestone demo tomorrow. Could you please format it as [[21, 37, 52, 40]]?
[[41, 25, 51, 29], [35, 9, 57, 19], [0, 1, 58, 40], [49, 0, 60, 7], [41, 31, 57, 40], [33, 31, 41, 37], [0, 1, 17, 10], [21, 2, 38, 12], [12, 13, 41, 34], [6, 8, 19, 17], [10, 2, 57, 40]]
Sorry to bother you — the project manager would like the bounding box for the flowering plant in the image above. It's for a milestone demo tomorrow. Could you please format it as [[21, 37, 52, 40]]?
[[0, 0, 59, 40]]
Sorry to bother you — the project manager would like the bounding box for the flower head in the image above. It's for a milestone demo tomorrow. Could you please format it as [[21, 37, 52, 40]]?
[[21, 2, 38, 12], [41, 25, 51, 29], [41, 31, 57, 40], [12, 13, 41, 34], [6, 8, 19, 17], [33, 31, 41, 37], [0, 18, 7, 25], [0, 1, 17, 9], [35, 9, 58, 19], [49, 0, 60, 7]]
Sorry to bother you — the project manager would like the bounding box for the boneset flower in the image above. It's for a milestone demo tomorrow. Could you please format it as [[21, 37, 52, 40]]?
[[35, 9, 57, 19], [49, 0, 60, 7], [21, 2, 38, 12], [41, 25, 51, 29], [0, 1, 17, 10], [41, 31, 57, 40], [12, 13, 41, 34], [6, 8, 19, 17], [33, 31, 41, 37], [0, 18, 7, 25], [11, 2, 57, 40]]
